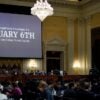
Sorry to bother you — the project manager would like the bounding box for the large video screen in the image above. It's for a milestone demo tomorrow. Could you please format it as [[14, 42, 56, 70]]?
[[0, 13, 42, 58]]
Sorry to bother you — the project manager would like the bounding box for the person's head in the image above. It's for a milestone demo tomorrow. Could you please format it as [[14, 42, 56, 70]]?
[[12, 82, 18, 88], [79, 80, 91, 91], [38, 80, 47, 91], [68, 82, 75, 89]]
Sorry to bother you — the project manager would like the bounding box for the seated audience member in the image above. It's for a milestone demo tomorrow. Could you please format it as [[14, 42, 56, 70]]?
[[11, 82, 22, 100], [54, 81, 64, 100], [0, 84, 8, 100], [23, 79, 40, 100], [47, 81, 59, 100], [53, 69, 60, 76], [63, 82, 76, 100], [35, 80, 47, 100], [35, 80, 55, 100], [50, 70, 54, 75], [75, 80, 94, 100]]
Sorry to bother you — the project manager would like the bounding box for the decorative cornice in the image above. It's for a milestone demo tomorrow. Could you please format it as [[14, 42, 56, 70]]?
[[81, 0, 100, 17], [0, 0, 99, 18], [0, 0, 95, 7], [45, 37, 67, 46]]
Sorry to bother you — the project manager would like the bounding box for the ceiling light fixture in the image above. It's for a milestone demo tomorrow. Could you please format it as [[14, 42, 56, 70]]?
[[31, 0, 54, 21]]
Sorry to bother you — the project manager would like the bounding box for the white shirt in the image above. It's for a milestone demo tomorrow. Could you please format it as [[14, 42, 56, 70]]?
[[0, 93, 8, 100]]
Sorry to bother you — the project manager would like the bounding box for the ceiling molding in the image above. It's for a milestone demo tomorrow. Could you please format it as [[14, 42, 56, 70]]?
[[82, 0, 100, 17], [0, 0, 99, 18], [0, 0, 93, 7]]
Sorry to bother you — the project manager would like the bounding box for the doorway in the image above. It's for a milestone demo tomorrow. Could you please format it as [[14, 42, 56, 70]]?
[[91, 27, 100, 72], [46, 51, 63, 73]]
